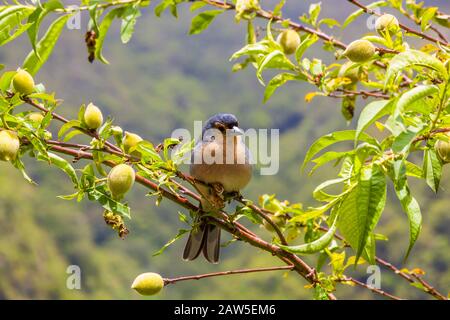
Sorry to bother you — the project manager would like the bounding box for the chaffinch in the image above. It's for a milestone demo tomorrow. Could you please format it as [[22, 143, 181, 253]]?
[[183, 113, 252, 263]]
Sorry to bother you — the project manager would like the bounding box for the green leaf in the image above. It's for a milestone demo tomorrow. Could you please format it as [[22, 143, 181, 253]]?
[[391, 160, 422, 260], [236, 206, 263, 224], [392, 127, 420, 153], [355, 100, 392, 144], [120, 5, 140, 44], [58, 119, 81, 139], [279, 215, 338, 254], [0, 70, 16, 91], [420, 7, 438, 31], [27, 2, 63, 58], [302, 130, 379, 171], [337, 183, 377, 264], [309, 150, 352, 175], [384, 50, 448, 88], [88, 188, 131, 219], [22, 14, 70, 75], [154, 0, 173, 17], [308, 2, 321, 26], [230, 42, 271, 60], [295, 34, 318, 63], [0, 5, 34, 45], [423, 148, 442, 193], [94, 8, 123, 64], [12, 157, 36, 185], [341, 1, 387, 29], [354, 164, 386, 262], [405, 161, 423, 178], [289, 200, 338, 224], [264, 73, 305, 102], [319, 18, 340, 28], [153, 229, 189, 256], [313, 177, 348, 202], [189, 10, 223, 35], [395, 85, 439, 120], [37, 152, 78, 186]]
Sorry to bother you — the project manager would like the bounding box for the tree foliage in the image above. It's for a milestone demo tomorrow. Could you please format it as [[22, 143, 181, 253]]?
[[0, 0, 449, 300]]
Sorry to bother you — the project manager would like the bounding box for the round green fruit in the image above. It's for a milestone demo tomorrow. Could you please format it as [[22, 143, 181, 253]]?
[[343, 39, 375, 63], [277, 29, 301, 55], [28, 112, 44, 124], [123, 131, 143, 155], [107, 164, 135, 198], [375, 14, 399, 35], [84, 103, 103, 129], [435, 138, 450, 163], [0, 130, 20, 162], [111, 126, 123, 136], [131, 272, 164, 296], [12, 70, 35, 95], [43, 130, 53, 140]]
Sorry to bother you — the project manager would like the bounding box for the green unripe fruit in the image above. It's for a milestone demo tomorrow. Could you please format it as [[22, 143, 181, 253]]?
[[84, 103, 103, 129], [28, 112, 44, 124], [435, 138, 450, 163], [0, 130, 20, 161], [107, 164, 135, 198], [263, 215, 286, 233], [111, 126, 123, 136], [43, 130, 53, 140], [276, 29, 301, 55], [123, 131, 143, 155], [343, 39, 375, 63], [12, 70, 35, 95], [375, 14, 399, 35], [131, 272, 164, 296]]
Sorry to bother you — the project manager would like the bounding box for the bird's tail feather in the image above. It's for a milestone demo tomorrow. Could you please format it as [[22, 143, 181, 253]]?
[[183, 222, 221, 263], [203, 224, 221, 264]]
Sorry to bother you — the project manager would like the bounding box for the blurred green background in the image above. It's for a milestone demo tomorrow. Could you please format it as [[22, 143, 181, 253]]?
[[0, 0, 449, 299]]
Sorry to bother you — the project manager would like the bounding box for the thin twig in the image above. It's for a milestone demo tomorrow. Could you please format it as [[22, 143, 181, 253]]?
[[164, 265, 295, 285], [336, 276, 403, 300], [411, 274, 448, 300], [236, 197, 288, 246], [336, 88, 391, 99]]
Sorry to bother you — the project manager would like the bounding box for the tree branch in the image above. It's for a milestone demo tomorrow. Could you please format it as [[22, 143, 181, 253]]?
[[163, 265, 295, 285], [336, 276, 403, 300], [346, 0, 449, 47], [20, 107, 336, 299]]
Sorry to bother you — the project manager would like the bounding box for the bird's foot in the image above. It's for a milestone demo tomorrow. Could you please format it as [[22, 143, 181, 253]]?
[[211, 183, 225, 196], [223, 191, 242, 202]]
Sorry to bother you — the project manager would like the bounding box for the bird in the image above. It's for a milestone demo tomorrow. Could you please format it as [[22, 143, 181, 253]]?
[[183, 113, 252, 263]]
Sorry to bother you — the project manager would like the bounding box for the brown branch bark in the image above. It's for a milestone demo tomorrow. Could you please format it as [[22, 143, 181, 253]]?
[[164, 265, 295, 285], [336, 276, 403, 300]]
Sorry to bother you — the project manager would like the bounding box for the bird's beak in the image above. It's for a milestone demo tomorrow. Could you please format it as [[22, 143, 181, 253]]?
[[229, 126, 245, 136]]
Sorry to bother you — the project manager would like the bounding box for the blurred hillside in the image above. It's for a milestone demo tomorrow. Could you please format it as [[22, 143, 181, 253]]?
[[0, 1, 449, 299]]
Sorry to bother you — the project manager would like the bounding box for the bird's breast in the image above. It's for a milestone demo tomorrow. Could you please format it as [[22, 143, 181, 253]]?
[[190, 137, 252, 192]]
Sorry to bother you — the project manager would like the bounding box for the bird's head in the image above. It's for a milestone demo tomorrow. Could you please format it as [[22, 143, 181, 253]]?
[[202, 113, 244, 140]]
